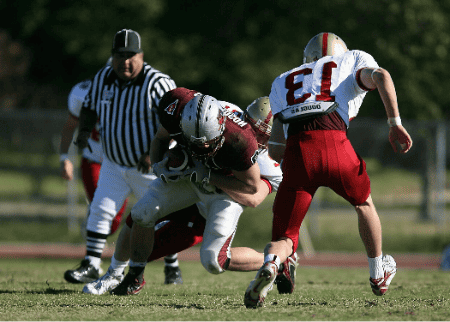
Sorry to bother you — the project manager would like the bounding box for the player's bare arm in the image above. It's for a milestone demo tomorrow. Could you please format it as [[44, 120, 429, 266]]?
[[140, 126, 175, 174], [75, 107, 97, 152], [59, 114, 79, 180], [149, 126, 172, 165], [209, 162, 260, 195], [220, 178, 270, 208], [268, 117, 286, 163], [359, 67, 413, 154]]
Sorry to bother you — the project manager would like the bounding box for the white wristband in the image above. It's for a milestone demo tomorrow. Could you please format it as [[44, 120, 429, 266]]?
[[387, 116, 401, 127], [60, 154, 69, 162]]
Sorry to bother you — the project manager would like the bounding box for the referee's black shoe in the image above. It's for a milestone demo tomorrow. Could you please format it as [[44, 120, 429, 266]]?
[[64, 259, 101, 284], [164, 266, 183, 284]]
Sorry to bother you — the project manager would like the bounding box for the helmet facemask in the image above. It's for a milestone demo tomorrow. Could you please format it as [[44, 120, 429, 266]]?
[[181, 94, 226, 163]]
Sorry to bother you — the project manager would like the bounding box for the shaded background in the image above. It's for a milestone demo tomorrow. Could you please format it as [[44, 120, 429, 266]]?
[[1, 0, 449, 120], [0, 0, 449, 253]]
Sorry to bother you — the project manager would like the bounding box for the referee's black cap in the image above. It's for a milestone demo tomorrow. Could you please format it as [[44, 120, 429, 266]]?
[[112, 29, 143, 54]]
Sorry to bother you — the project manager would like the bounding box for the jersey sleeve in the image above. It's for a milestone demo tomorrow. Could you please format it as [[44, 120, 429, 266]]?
[[269, 79, 285, 116], [352, 50, 379, 91], [149, 76, 177, 110], [256, 151, 283, 192], [68, 80, 91, 118]]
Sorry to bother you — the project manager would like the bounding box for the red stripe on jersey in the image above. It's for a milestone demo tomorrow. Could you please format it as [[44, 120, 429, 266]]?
[[322, 33, 329, 57]]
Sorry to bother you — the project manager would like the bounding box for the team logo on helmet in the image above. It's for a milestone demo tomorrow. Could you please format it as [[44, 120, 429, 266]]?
[[164, 99, 179, 115]]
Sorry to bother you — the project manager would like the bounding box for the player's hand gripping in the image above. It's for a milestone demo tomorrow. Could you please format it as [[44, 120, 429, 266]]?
[[388, 125, 413, 154], [152, 158, 184, 183], [73, 131, 92, 153]]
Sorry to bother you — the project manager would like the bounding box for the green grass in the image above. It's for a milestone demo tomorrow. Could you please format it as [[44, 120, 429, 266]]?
[[0, 258, 449, 321], [0, 151, 449, 253]]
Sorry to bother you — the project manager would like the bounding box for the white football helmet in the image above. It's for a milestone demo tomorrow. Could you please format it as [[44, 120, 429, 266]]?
[[180, 94, 226, 161], [244, 96, 273, 151], [303, 32, 348, 64]]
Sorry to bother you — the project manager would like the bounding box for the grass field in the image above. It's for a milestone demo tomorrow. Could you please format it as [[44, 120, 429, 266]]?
[[0, 258, 449, 321]]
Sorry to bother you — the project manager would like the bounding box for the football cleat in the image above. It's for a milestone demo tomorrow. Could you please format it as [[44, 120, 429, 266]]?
[[275, 252, 298, 294], [110, 267, 146, 296], [82, 267, 124, 295], [64, 259, 101, 284], [164, 266, 183, 284], [244, 261, 277, 308], [369, 254, 397, 296]]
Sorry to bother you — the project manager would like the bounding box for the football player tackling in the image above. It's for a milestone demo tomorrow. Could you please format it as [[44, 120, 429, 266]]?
[[83, 89, 297, 296]]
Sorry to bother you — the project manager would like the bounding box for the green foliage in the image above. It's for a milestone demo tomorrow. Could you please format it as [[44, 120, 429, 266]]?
[[2, 0, 450, 119], [0, 259, 449, 321]]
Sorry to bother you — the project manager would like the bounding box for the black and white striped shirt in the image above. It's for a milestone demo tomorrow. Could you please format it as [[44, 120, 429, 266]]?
[[82, 63, 176, 167]]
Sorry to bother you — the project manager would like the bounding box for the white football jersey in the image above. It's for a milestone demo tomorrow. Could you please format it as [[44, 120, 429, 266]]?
[[270, 50, 379, 135], [68, 80, 103, 163]]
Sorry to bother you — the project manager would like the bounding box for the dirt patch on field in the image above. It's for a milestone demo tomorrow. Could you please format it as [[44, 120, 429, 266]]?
[[0, 243, 441, 270]]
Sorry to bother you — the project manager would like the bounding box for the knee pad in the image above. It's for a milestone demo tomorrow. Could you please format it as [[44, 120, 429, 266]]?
[[130, 197, 159, 228]]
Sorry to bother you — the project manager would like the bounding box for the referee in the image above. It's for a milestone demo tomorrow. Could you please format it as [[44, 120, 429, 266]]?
[[64, 29, 181, 285]]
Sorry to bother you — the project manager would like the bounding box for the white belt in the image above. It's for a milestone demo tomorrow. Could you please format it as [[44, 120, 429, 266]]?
[[279, 101, 338, 123]]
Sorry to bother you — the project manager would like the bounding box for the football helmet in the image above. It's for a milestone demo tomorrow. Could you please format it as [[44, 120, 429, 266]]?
[[244, 96, 273, 151], [303, 32, 348, 64], [180, 94, 226, 162]]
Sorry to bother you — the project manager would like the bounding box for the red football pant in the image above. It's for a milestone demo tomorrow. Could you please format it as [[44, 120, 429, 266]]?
[[80, 157, 128, 235], [126, 204, 205, 262], [272, 130, 371, 252]]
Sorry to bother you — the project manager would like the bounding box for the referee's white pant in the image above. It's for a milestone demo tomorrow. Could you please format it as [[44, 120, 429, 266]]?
[[131, 178, 245, 275], [87, 158, 157, 235]]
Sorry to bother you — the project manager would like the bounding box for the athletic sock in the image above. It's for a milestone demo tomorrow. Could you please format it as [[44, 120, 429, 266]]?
[[86, 230, 108, 269], [264, 254, 280, 271], [110, 253, 129, 275], [164, 253, 179, 268], [368, 254, 384, 279], [86, 256, 101, 269], [128, 260, 147, 276]]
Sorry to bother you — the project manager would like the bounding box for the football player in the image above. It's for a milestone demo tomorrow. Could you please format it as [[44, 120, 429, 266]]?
[[83, 89, 296, 296], [244, 32, 413, 308]]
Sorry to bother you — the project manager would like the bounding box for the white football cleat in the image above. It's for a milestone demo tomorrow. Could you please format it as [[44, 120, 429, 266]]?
[[369, 254, 397, 296], [244, 261, 277, 308], [83, 267, 124, 295]]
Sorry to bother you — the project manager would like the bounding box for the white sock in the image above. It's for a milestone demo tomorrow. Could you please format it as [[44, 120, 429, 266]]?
[[86, 256, 101, 269], [368, 254, 384, 279], [264, 254, 280, 271], [110, 254, 129, 275], [164, 254, 179, 268]]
